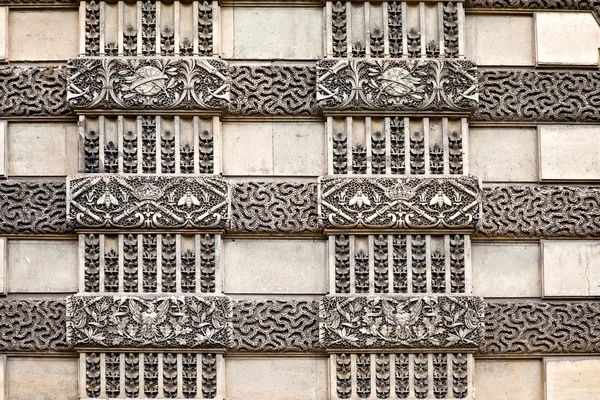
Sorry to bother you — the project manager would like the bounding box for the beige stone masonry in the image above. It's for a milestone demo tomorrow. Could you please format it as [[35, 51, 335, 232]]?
[[0, 238, 5, 296], [539, 125, 600, 181], [7, 122, 78, 177], [0, 121, 5, 179], [7, 239, 78, 294], [474, 359, 543, 400], [6, 357, 78, 400], [542, 240, 600, 297], [0, 355, 4, 400], [546, 357, 600, 399], [535, 12, 600, 66], [0, 8, 6, 62]]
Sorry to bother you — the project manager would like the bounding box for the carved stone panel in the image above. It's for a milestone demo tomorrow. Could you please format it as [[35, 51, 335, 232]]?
[[319, 176, 482, 231], [67, 175, 229, 230], [316, 59, 478, 114], [320, 296, 484, 350], [67, 295, 232, 349], [67, 57, 229, 112]]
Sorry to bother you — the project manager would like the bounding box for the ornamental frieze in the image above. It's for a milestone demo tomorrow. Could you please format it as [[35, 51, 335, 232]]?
[[67, 57, 229, 112], [319, 176, 481, 231], [66, 295, 232, 349], [319, 296, 484, 349], [316, 59, 478, 114], [67, 175, 229, 230]]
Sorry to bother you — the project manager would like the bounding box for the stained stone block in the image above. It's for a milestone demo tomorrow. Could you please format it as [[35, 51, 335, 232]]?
[[223, 239, 327, 294], [7, 122, 78, 177], [539, 125, 600, 181], [474, 359, 543, 400], [0, 8, 5, 61], [6, 357, 78, 400], [536, 12, 600, 65], [7, 240, 77, 293], [225, 357, 328, 400], [546, 357, 600, 399], [0, 121, 5, 178], [543, 240, 600, 297], [8, 10, 78, 61], [472, 242, 541, 297], [465, 14, 534, 66], [469, 127, 538, 182], [221, 7, 323, 59], [0, 238, 5, 296]]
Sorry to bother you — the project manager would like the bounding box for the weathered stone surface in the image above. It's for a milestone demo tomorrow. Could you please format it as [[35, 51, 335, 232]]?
[[543, 240, 600, 297], [545, 358, 600, 399], [465, 0, 600, 22], [6, 358, 78, 400], [474, 360, 543, 400]]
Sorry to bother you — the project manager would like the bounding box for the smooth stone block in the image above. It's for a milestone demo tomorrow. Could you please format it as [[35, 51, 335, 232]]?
[[543, 240, 600, 297], [0, 238, 5, 295], [466, 14, 534, 66], [536, 12, 600, 65], [539, 125, 600, 181], [222, 122, 273, 175], [225, 357, 328, 400], [472, 242, 541, 297], [546, 358, 600, 400], [469, 127, 538, 182], [7, 240, 78, 293], [474, 359, 543, 400], [221, 7, 323, 59], [7, 122, 78, 177], [223, 239, 327, 294], [8, 10, 78, 61], [6, 357, 78, 400]]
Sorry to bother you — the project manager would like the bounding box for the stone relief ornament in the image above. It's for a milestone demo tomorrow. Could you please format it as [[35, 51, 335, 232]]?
[[475, 70, 600, 122], [478, 186, 600, 237], [482, 302, 600, 354], [68, 175, 229, 230], [316, 59, 478, 113], [0, 66, 70, 116], [0, 300, 69, 352], [67, 295, 232, 349], [231, 300, 319, 352], [0, 181, 69, 234], [319, 296, 484, 349], [229, 181, 320, 233], [67, 57, 230, 112], [319, 176, 481, 231], [465, 0, 600, 22]]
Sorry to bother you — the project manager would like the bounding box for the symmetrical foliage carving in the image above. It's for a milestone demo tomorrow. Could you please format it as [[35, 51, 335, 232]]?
[[482, 302, 600, 354], [388, 2, 403, 56], [231, 300, 319, 352], [316, 59, 478, 113], [475, 70, 600, 122], [68, 175, 229, 229], [0, 181, 69, 234], [67, 58, 229, 111], [0, 66, 69, 116], [319, 296, 484, 349], [478, 186, 600, 237], [319, 177, 481, 231], [229, 181, 319, 233], [67, 295, 232, 348], [0, 300, 69, 351], [443, 2, 460, 57], [229, 65, 318, 115]]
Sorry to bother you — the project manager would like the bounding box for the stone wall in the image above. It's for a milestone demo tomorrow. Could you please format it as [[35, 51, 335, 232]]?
[[0, 1, 600, 399]]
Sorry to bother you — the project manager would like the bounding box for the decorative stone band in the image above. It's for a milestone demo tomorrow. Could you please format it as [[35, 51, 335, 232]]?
[[66, 295, 232, 349], [316, 59, 479, 114], [482, 302, 600, 354], [464, 0, 600, 23], [67, 175, 229, 230], [67, 57, 230, 113], [319, 296, 485, 350], [475, 69, 600, 122], [0, 65, 69, 117], [319, 176, 482, 232]]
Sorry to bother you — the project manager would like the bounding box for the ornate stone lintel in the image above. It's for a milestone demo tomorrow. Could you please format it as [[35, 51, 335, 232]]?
[[319, 296, 484, 350], [67, 175, 230, 230], [316, 59, 478, 114], [66, 295, 232, 349], [67, 57, 230, 113], [319, 176, 482, 232]]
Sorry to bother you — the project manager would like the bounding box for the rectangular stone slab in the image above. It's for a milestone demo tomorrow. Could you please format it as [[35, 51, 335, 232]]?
[[67, 175, 229, 230], [319, 176, 482, 231], [66, 295, 231, 349]]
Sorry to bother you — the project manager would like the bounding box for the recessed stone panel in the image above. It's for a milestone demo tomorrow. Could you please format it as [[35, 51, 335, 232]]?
[[546, 357, 600, 399], [7, 240, 77, 293], [474, 359, 543, 400], [223, 239, 327, 294], [543, 240, 600, 297], [6, 357, 78, 400]]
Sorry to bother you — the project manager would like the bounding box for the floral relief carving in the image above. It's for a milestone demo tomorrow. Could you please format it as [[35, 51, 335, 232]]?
[[319, 296, 484, 349], [67, 295, 232, 349], [319, 177, 481, 231], [316, 59, 478, 113]]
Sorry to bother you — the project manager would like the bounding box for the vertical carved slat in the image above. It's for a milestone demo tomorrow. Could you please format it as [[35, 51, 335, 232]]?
[[142, 116, 156, 173], [373, 235, 388, 293], [443, 2, 459, 58], [125, 353, 140, 398], [85, 1, 101, 56], [332, 1, 348, 58], [335, 235, 351, 294], [142, 234, 157, 293], [198, 125, 214, 175], [389, 116, 405, 174], [388, 2, 403, 56], [142, 0, 156, 56], [371, 128, 386, 174], [354, 244, 369, 294], [163, 353, 178, 398], [375, 354, 390, 399], [85, 353, 101, 398], [356, 353, 371, 398], [448, 126, 464, 175], [104, 242, 119, 293], [161, 127, 176, 174], [182, 353, 198, 398], [333, 127, 348, 175], [450, 234, 466, 293], [123, 234, 138, 293], [105, 352, 121, 398], [161, 234, 177, 293], [394, 353, 409, 399], [409, 127, 425, 174], [123, 125, 138, 173], [452, 353, 468, 398], [181, 246, 196, 293], [432, 354, 448, 398], [202, 353, 217, 399], [393, 235, 407, 294], [198, 1, 213, 56], [413, 353, 428, 399], [200, 234, 216, 293], [411, 235, 426, 293], [84, 234, 100, 293], [84, 127, 100, 173], [336, 354, 352, 399]]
